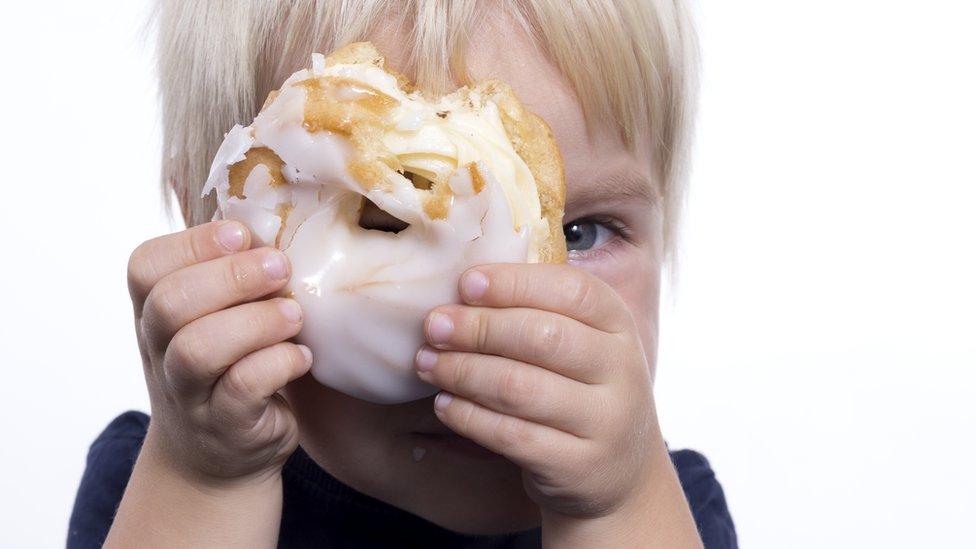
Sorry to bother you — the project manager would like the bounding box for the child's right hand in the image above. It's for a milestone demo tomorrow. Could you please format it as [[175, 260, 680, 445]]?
[[126, 220, 311, 485]]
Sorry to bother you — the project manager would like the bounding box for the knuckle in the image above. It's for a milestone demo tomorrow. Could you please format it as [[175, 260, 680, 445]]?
[[565, 271, 596, 311], [185, 227, 211, 264], [223, 256, 254, 298], [495, 416, 534, 448], [508, 268, 531, 304], [496, 367, 535, 411], [284, 343, 306, 369], [586, 350, 615, 378], [248, 303, 278, 334], [449, 353, 474, 392], [532, 319, 563, 356], [166, 329, 215, 376], [454, 400, 478, 434], [223, 362, 259, 400], [475, 311, 493, 351], [143, 282, 184, 335], [126, 244, 154, 292]]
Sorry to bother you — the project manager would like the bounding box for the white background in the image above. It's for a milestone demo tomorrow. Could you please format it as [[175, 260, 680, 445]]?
[[0, 1, 973, 547]]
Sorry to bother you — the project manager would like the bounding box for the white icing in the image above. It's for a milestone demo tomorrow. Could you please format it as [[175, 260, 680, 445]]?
[[223, 198, 281, 248], [311, 53, 325, 74], [202, 54, 545, 404], [202, 124, 253, 198]]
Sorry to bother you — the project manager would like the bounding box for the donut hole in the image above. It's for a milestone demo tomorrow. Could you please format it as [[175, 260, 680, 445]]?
[[405, 170, 434, 190], [358, 198, 410, 233]]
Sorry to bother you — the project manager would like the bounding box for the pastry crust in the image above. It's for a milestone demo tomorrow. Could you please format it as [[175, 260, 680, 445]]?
[[479, 80, 567, 263]]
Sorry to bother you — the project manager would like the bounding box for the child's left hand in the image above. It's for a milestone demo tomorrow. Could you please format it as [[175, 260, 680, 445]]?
[[414, 263, 680, 532]]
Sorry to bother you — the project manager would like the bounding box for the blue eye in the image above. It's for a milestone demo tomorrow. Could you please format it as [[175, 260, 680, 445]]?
[[563, 219, 615, 252]]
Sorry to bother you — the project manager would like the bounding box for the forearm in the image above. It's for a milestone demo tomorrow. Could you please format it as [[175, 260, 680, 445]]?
[[105, 428, 283, 549], [541, 448, 702, 549]]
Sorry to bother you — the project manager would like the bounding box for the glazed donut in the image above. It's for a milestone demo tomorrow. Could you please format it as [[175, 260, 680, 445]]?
[[203, 42, 566, 403]]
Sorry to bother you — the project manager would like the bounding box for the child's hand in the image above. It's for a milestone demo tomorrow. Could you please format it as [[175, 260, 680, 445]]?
[[415, 264, 698, 545], [126, 220, 311, 485]]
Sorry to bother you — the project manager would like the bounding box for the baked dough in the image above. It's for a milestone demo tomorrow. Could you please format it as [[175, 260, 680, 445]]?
[[203, 42, 566, 403]]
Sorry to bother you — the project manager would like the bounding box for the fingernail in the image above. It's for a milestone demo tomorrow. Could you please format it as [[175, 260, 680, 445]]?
[[216, 222, 246, 252], [279, 298, 302, 323], [415, 346, 438, 372], [297, 344, 313, 366], [426, 312, 454, 345], [434, 392, 454, 411], [263, 251, 289, 280], [460, 270, 489, 302]]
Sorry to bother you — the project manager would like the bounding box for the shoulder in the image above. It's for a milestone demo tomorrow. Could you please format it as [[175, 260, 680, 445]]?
[[91, 411, 150, 445], [669, 449, 739, 549], [67, 411, 149, 549]]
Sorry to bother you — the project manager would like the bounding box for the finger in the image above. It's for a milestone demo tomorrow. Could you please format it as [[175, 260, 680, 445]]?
[[163, 298, 303, 399], [457, 263, 632, 333], [432, 392, 579, 471], [141, 247, 290, 345], [210, 342, 312, 422], [424, 305, 617, 384], [414, 347, 597, 436], [128, 221, 251, 316]]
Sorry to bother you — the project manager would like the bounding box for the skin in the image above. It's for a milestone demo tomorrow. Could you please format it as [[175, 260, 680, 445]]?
[[106, 8, 701, 549]]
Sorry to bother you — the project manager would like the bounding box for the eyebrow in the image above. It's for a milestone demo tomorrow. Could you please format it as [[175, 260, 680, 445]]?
[[567, 166, 659, 208]]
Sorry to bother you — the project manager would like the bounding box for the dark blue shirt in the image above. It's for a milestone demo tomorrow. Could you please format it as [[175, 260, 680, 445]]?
[[68, 412, 737, 548]]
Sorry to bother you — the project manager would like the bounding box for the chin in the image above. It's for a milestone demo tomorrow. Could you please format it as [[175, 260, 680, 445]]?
[[404, 452, 541, 535], [284, 377, 540, 534]]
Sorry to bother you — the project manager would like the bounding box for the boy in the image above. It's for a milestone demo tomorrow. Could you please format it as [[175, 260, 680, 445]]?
[[70, 1, 736, 547]]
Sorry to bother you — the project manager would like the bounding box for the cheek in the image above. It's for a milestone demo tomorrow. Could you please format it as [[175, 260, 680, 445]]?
[[570, 246, 661, 360]]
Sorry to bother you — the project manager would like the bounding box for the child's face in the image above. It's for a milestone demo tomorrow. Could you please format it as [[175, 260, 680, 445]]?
[[281, 12, 662, 534]]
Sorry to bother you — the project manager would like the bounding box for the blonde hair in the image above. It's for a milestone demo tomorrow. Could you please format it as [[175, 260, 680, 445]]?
[[154, 0, 699, 261]]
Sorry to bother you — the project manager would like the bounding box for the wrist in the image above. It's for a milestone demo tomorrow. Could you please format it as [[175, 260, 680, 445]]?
[[141, 423, 284, 492], [541, 509, 642, 549], [541, 449, 701, 549], [141, 427, 283, 500], [105, 425, 284, 548]]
